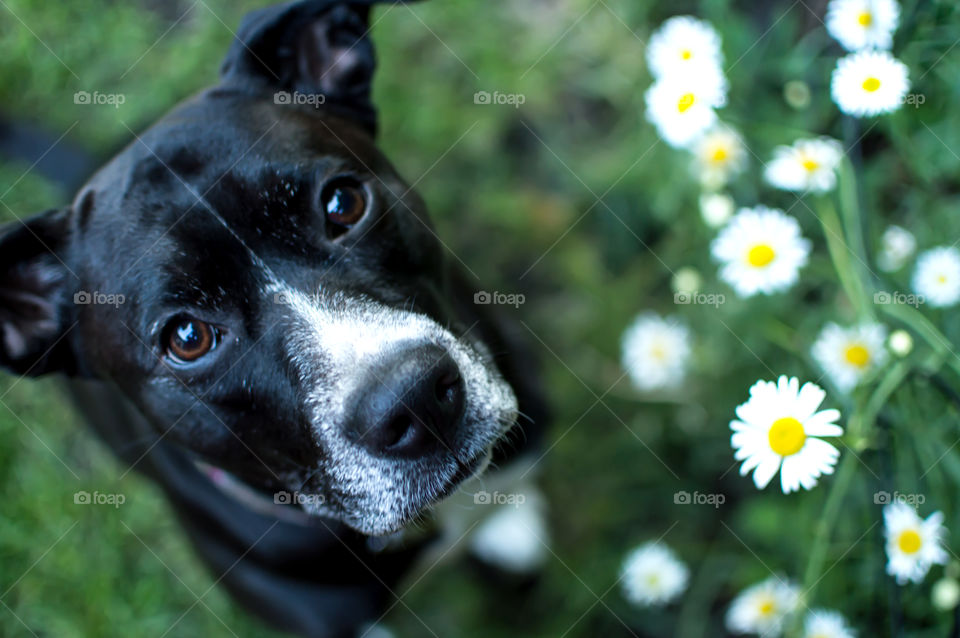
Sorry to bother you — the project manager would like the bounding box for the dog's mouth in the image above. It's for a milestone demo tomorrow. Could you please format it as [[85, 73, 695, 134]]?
[[192, 437, 502, 534]]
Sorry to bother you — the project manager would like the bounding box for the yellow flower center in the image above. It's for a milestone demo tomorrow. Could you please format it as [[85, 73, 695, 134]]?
[[681, 49, 693, 60], [897, 529, 923, 554], [938, 274, 948, 284], [678, 93, 695, 113], [710, 146, 729, 163], [650, 344, 668, 361], [862, 77, 882, 92], [758, 598, 776, 616], [844, 344, 871, 368], [747, 244, 776, 268], [768, 416, 806, 456], [858, 11, 873, 26], [801, 158, 820, 172]]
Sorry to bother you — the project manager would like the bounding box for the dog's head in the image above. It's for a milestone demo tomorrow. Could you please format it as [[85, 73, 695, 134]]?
[[0, 0, 518, 535]]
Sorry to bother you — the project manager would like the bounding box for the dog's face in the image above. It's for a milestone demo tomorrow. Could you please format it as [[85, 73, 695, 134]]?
[[0, 0, 517, 535]]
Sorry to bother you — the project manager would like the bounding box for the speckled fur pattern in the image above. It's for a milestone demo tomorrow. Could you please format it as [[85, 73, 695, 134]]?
[[274, 282, 518, 535]]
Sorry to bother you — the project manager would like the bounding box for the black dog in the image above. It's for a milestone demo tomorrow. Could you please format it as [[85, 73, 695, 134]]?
[[0, 1, 547, 636]]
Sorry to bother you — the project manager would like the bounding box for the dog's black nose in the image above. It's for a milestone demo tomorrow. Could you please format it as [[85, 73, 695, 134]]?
[[347, 345, 465, 458]]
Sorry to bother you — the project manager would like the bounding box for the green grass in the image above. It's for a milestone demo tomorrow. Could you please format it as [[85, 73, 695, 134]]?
[[3, 0, 960, 636]]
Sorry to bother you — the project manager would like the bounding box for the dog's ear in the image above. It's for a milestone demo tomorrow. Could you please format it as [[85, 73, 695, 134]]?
[[0, 209, 76, 376], [220, 0, 412, 136]]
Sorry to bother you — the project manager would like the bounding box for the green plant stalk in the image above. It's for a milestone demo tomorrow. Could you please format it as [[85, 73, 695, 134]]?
[[838, 158, 873, 296], [793, 361, 906, 637], [816, 198, 871, 320], [791, 165, 896, 637]]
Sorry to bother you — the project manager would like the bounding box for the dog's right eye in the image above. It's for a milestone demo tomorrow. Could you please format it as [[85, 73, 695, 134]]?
[[162, 316, 218, 363], [320, 177, 367, 238]]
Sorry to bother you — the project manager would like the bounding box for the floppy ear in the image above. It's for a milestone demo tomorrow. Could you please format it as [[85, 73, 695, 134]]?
[[219, 0, 413, 136], [0, 209, 77, 376]]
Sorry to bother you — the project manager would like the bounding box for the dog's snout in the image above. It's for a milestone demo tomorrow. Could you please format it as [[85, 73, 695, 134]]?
[[347, 344, 465, 458]]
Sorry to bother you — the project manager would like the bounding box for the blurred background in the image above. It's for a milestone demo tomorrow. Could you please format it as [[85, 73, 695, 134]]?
[[2, 0, 960, 636]]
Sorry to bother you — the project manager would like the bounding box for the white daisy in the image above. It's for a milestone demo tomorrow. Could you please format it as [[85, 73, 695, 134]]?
[[730, 376, 843, 493], [700, 192, 735, 227], [620, 542, 689, 606], [764, 137, 844, 194], [811, 322, 889, 393], [693, 125, 748, 188], [711, 206, 811, 297], [645, 70, 728, 148], [884, 502, 948, 585], [826, 0, 900, 52], [877, 225, 916, 272], [803, 608, 856, 638], [646, 15, 724, 79], [621, 313, 691, 392], [831, 50, 909, 117], [469, 493, 547, 574], [725, 577, 801, 636], [912, 246, 960, 307]]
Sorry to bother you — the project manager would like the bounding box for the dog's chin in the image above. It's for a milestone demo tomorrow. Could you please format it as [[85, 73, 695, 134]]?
[[334, 447, 495, 537]]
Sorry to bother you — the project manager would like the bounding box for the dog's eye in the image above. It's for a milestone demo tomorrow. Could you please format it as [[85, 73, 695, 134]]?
[[321, 178, 366, 237], [163, 316, 218, 363]]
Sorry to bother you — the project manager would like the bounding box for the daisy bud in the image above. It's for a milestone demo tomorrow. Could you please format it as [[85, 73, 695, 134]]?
[[699, 192, 734, 227], [783, 80, 811, 110], [888, 330, 913, 357], [932, 578, 960, 611], [672, 267, 702, 295]]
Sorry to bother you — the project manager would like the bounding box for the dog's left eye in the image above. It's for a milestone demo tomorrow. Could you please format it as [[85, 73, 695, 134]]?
[[321, 177, 366, 237], [163, 316, 219, 363]]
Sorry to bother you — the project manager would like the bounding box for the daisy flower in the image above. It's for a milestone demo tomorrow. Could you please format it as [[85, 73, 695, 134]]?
[[711, 206, 811, 297], [764, 137, 844, 194], [877, 225, 916, 272], [620, 542, 689, 606], [469, 491, 547, 574], [725, 577, 801, 636], [700, 192, 735, 228], [884, 501, 948, 585], [646, 16, 724, 79], [621, 313, 691, 392], [912, 246, 960, 307], [826, 0, 900, 52], [645, 70, 727, 148], [831, 50, 909, 117], [730, 376, 843, 493], [803, 609, 856, 638], [811, 322, 889, 393], [693, 125, 747, 188]]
